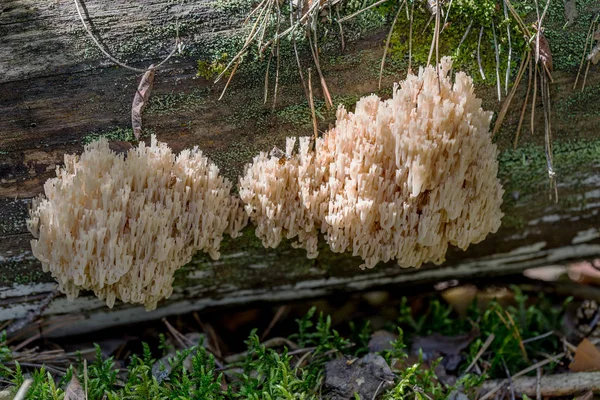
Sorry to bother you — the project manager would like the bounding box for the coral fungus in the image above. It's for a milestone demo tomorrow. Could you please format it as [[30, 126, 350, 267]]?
[[28, 136, 247, 310], [240, 57, 504, 269]]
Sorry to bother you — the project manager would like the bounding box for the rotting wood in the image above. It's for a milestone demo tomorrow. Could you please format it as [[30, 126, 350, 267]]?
[[1, 1, 600, 336]]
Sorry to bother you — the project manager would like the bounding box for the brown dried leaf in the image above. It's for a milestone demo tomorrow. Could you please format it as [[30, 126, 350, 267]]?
[[64, 374, 85, 400], [411, 329, 479, 370], [108, 141, 134, 156], [569, 338, 600, 372], [564, 0, 578, 26], [538, 31, 553, 72], [131, 66, 155, 140]]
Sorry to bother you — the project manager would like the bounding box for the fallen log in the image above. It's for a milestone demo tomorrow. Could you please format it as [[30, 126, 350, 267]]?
[[1, 0, 600, 336]]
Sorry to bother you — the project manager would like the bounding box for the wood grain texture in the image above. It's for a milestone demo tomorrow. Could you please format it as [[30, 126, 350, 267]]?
[[1, 0, 600, 335]]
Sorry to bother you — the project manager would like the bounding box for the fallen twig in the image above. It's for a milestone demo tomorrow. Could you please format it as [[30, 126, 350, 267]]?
[[308, 68, 319, 147], [463, 334, 495, 375], [13, 379, 32, 400], [480, 372, 600, 398], [338, 0, 389, 23], [379, 1, 405, 89], [479, 352, 566, 400], [477, 25, 486, 80]]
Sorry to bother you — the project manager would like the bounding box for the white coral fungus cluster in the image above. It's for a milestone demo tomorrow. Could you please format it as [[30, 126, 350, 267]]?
[[27, 136, 247, 310], [240, 58, 504, 269]]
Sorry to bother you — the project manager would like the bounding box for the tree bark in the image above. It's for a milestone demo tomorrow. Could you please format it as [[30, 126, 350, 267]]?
[[1, 0, 600, 336]]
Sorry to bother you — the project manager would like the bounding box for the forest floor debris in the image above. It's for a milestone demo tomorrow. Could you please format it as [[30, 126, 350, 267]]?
[[2, 275, 600, 398]]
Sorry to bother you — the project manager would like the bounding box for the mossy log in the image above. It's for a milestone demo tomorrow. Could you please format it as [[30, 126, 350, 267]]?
[[1, 0, 600, 336]]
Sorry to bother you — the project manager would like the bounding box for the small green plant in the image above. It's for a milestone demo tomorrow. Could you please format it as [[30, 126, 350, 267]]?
[[82, 127, 152, 145], [0, 290, 570, 399], [197, 53, 231, 80]]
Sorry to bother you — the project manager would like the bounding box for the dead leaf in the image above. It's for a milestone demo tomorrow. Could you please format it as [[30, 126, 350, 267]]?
[[569, 338, 600, 372], [411, 329, 479, 371], [64, 374, 85, 400], [108, 141, 133, 156], [564, 0, 578, 27], [131, 66, 155, 140], [537, 31, 553, 72]]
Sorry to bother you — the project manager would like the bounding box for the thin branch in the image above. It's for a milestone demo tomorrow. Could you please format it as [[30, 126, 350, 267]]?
[[503, 0, 512, 95], [338, 0, 389, 23], [574, 15, 599, 90], [408, 0, 416, 73], [531, 60, 538, 136], [6, 289, 60, 336], [456, 19, 473, 54], [502, 358, 516, 400], [13, 378, 33, 400], [481, 371, 600, 398], [264, 49, 273, 103], [477, 25, 486, 80], [515, 54, 533, 147], [441, 0, 453, 33], [379, 1, 405, 89], [308, 22, 333, 108], [492, 49, 529, 138], [272, 37, 281, 109], [492, 20, 501, 102], [463, 334, 495, 375], [335, 4, 346, 50], [218, 60, 240, 101], [308, 68, 319, 147], [479, 352, 566, 400]]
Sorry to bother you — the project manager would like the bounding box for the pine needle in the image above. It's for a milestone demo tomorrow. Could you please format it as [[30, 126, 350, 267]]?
[[379, 1, 405, 89], [477, 25, 486, 80], [574, 15, 599, 90], [308, 68, 319, 149], [492, 20, 502, 102]]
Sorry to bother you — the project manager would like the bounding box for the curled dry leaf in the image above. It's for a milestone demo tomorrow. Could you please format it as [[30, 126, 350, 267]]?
[[131, 65, 155, 140], [64, 374, 85, 400], [569, 338, 600, 372], [411, 329, 479, 371], [537, 31, 553, 72]]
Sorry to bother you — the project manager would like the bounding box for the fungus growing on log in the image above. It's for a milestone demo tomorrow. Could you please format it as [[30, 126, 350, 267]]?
[[27, 136, 247, 310], [240, 58, 504, 269]]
